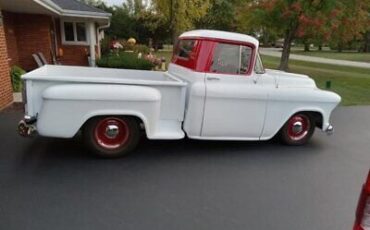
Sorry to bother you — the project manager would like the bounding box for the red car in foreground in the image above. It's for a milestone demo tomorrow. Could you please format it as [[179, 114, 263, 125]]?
[[354, 171, 370, 230]]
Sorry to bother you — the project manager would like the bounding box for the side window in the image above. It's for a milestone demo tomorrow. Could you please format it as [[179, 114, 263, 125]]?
[[240, 46, 252, 74], [254, 53, 265, 74], [210, 43, 252, 75], [175, 40, 196, 59]]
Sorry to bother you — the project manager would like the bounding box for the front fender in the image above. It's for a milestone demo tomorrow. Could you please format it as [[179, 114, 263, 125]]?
[[261, 88, 341, 140], [37, 84, 161, 138]]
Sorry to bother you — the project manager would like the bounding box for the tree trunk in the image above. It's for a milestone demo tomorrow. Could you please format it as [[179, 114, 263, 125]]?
[[363, 31, 370, 53], [172, 29, 178, 45], [318, 44, 322, 51], [337, 42, 343, 52], [262, 28, 269, 47], [263, 34, 269, 47], [148, 38, 153, 49], [170, 0, 176, 45], [304, 42, 310, 52], [278, 29, 295, 71]]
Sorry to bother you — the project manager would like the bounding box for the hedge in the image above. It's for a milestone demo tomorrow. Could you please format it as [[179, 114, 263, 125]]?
[[97, 52, 154, 70]]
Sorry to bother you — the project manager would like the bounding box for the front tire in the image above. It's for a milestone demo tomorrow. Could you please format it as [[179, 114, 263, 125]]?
[[280, 113, 315, 146], [83, 116, 140, 158]]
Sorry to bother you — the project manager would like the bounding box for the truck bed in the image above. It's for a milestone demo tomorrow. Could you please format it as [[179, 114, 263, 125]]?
[[22, 65, 188, 140], [23, 65, 186, 86]]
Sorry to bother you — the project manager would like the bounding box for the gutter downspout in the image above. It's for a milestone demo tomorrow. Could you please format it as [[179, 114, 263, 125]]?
[[88, 21, 96, 67], [51, 17, 59, 64], [96, 21, 110, 58]]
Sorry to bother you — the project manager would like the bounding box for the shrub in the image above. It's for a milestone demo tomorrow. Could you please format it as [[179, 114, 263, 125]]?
[[134, 44, 150, 54], [100, 35, 112, 55], [10, 65, 26, 92], [97, 52, 154, 70]]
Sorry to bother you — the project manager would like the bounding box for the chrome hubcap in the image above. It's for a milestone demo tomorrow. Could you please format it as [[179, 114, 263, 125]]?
[[105, 124, 119, 139], [292, 121, 303, 133]]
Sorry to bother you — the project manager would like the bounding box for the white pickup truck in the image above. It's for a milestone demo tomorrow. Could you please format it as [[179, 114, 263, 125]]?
[[19, 30, 341, 157]]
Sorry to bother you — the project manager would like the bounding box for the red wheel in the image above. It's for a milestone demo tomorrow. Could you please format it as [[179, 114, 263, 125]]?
[[84, 116, 140, 157], [280, 113, 315, 145], [94, 118, 130, 149]]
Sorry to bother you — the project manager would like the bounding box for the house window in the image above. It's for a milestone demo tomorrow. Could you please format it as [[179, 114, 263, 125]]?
[[76, 23, 87, 42], [64, 22, 74, 41], [61, 21, 88, 45]]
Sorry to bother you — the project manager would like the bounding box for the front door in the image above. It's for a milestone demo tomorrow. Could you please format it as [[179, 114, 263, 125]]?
[[201, 43, 268, 139]]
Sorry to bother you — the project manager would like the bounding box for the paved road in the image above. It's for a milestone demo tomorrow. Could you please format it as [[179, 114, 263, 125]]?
[[1, 106, 370, 230], [260, 48, 370, 69]]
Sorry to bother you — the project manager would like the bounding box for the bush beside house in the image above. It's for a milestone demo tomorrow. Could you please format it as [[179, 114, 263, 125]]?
[[10, 65, 25, 92]]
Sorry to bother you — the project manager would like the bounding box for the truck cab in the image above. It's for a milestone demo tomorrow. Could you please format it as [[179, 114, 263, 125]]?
[[169, 30, 271, 140]]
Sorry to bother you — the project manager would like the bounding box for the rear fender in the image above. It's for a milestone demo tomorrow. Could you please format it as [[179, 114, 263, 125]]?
[[37, 84, 161, 138]]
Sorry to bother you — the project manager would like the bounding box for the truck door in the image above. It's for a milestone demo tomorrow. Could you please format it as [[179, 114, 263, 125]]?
[[202, 43, 269, 139]]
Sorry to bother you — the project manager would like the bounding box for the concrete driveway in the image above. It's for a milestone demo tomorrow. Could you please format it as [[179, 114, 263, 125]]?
[[1, 106, 369, 230]]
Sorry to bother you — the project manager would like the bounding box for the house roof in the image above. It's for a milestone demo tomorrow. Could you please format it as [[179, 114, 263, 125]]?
[[44, 0, 111, 19], [50, 0, 107, 14], [0, 0, 111, 20]]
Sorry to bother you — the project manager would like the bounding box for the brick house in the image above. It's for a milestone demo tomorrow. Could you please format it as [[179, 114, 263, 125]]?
[[0, 0, 111, 110]]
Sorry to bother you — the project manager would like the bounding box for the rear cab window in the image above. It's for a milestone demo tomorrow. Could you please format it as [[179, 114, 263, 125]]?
[[172, 39, 199, 70], [174, 40, 196, 59]]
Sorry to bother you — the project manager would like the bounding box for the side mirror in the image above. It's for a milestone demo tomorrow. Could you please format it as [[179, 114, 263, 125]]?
[[253, 71, 264, 83], [253, 74, 259, 84]]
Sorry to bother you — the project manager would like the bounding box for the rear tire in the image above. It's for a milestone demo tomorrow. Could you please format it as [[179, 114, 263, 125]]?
[[280, 113, 315, 146], [83, 116, 140, 158]]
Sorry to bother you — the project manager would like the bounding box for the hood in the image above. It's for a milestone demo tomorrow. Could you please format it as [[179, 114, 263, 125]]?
[[265, 69, 317, 88]]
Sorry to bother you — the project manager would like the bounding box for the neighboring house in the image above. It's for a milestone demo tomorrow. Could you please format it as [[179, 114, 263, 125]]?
[[0, 0, 111, 110]]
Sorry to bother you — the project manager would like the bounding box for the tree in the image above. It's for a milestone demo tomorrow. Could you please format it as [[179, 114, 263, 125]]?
[[295, 10, 332, 52], [123, 0, 148, 16], [136, 10, 170, 49], [237, 0, 337, 70], [196, 0, 241, 31], [328, 0, 369, 52], [78, 0, 106, 8], [235, 1, 280, 46], [152, 0, 210, 43], [106, 6, 138, 39]]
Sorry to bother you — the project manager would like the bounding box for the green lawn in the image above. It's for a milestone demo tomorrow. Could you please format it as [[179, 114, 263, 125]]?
[[290, 50, 370, 62], [154, 50, 173, 65], [262, 55, 370, 106]]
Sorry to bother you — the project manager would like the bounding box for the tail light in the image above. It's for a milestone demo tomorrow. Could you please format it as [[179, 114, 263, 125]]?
[[354, 170, 370, 230], [22, 80, 27, 113]]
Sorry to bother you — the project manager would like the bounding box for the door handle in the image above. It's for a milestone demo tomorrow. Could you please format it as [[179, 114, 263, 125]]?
[[207, 77, 220, 81]]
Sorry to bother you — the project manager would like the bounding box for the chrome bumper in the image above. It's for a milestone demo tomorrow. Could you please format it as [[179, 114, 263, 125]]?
[[18, 115, 37, 137], [325, 124, 334, 135]]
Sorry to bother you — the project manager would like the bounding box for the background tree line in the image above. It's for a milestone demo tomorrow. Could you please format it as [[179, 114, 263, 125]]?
[[81, 0, 370, 70]]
